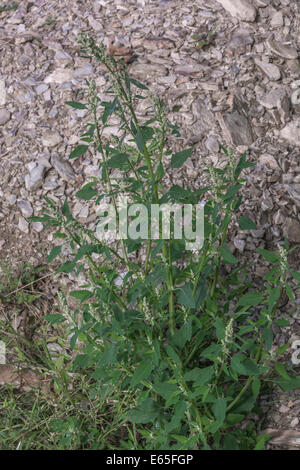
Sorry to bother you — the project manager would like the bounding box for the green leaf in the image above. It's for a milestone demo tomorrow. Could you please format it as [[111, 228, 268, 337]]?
[[45, 314, 66, 324], [171, 148, 193, 169], [291, 270, 300, 283], [76, 183, 98, 201], [231, 355, 264, 376], [166, 345, 182, 367], [275, 362, 291, 381], [56, 261, 76, 274], [183, 366, 214, 386], [129, 78, 149, 90], [145, 264, 168, 287], [65, 101, 87, 110], [135, 130, 144, 153], [263, 327, 273, 350], [254, 434, 272, 450], [252, 378, 261, 400], [211, 398, 226, 432], [69, 144, 89, 159], [220, 245, 238, 264], [130, 360, 153, 388], [153, 382, 178, 400], [126, 398, 159, 424], [69, 290, 93, 302], [234, 153, 256, 178], [238, 215, 257, 230], [178, 283, 195, 308], [257, 248, 279, 264], [106, 153, 129, 169], [275, 377, 300, 392], [47, 245, 62, 263], [238, 292, 263, 307]]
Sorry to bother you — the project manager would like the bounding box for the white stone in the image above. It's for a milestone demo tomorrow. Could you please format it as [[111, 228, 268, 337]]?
[[0, 80, 6, 105], [280, 119, 300, 146], [18, 216, 29, 233], [217, 0, 256, 22], [44, 69, 73, 84], [42, 130, 62, 148]]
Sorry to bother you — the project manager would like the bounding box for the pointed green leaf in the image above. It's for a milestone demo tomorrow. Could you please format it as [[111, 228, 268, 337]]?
[[171, 148, 193, 169]]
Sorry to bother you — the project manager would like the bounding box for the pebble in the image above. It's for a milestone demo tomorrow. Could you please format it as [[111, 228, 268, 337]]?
[[14, 85, 35, 104], [267, 39, 298, 60], [51, 154, 75, 181], [36, 84, 49, 95], [42, 130, 63, 148], [258, 88, 286, 110], [32, 222, 43, 232], [234, 237, 245, 252], [132, 63, 168, 77], [174, 64, 205, 75], [270, 11, 284, 28], [44, 69, 73, 84], [205, 136, 219, 153], [0, 109, 11, 125], [284, 218, 300, 243], [280, 119, 300, 146], [226, 32, 254, 53], [0, 80, 6, 105], [17, 200, 33, 218], [25, 164, 46, 191], [18, 216, 29, 233], [254, 59, 281, 81], [217, 0, 256, 22]]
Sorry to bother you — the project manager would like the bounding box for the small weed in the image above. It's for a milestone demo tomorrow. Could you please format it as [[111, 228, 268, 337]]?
[[0, 2, 18, 13]]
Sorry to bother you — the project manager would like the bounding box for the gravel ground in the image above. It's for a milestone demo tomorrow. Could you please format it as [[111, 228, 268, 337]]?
[[0, 0, 300, 448]]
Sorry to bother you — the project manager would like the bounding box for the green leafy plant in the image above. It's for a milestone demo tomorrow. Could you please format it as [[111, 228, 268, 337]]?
[[0, 2, 18, 13], [26, 34, 300, 450]]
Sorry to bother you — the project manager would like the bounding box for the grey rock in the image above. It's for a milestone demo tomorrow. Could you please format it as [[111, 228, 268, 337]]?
[[283, 183, 300, 207], [267, 39, 298, 60], [36, 84, 49, 95], [18, 216, 29, 233], [258, 88, 286, 110], [0, 109, 11, 125], [254, 59, 281, 81], [17, 200, 33, 218], [205, 136, 219, 153], [132, 63, 168, 77], [32, 222, 43, 232], [217, 0, 256, 22], [54, 50, 73, 64], [0, 80, 6, 106], [218, 94, 254, 146], [280, 119, 300, 146], [88, 15, 103, 32], [25, 164, 46, 191], [44, 69, 73, 84], [284, 218, 300, 243], [51, 154, 75, 181], [270, 11, 284, 27], [42, 130, 62, 148], [234, 237, 245, 252], [174, 64, 205, 75], [74, 63, 94, 78], [226, 32, 254, 53], [14, 85, 35, 104]]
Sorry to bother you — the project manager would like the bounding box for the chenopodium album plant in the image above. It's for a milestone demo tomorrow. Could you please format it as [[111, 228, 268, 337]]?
[[31, 34, 300, 450]]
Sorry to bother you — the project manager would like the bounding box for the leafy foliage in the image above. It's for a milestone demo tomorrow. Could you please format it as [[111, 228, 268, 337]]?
[[6, 34, 299, 450]]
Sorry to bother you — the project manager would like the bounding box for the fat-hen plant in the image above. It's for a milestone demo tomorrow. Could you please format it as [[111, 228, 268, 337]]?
[[30, 34, 300, 450]]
